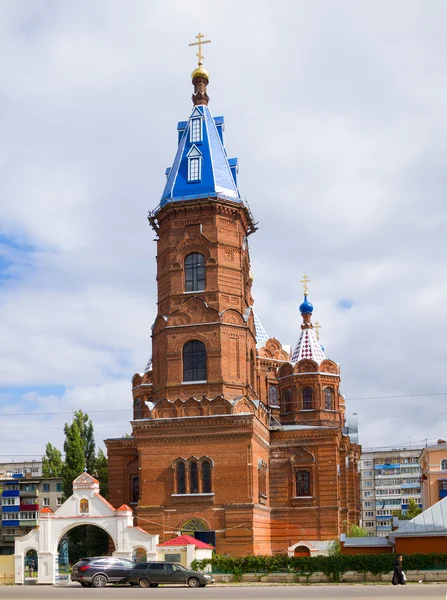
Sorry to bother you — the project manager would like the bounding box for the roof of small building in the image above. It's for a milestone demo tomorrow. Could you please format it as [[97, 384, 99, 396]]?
[[341, 535, 393, 547], [158, 534, 213, 549], [39, 507, 53, 513], [391, 496, 447, 537], [116, 504, 132, 512]]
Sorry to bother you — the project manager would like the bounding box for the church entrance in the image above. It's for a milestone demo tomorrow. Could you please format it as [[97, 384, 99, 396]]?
[[14, 472, 158, 585], [181, 517, 216, 548]]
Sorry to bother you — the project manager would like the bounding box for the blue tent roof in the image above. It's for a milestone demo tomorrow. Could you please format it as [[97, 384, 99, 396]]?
[[160, 104, 241, 206]]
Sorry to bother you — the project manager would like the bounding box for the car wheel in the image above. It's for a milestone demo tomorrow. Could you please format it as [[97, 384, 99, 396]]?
[[188, 577, 200, 588], [139, 578, 150, 588], [92, 574, 108, 588]]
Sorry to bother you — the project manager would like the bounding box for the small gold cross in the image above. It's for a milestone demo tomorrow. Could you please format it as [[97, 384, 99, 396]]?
[[300, 274, 311, 296], [189, 32, 211, 67], [314, 321, 321, 340]]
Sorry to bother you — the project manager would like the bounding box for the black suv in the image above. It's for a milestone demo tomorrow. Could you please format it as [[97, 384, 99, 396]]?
[[129, 561, 214, 588], [71, 556, 135, 587]]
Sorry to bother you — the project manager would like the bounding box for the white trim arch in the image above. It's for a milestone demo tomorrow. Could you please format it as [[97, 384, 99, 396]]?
[[14, 472, 158, 585]]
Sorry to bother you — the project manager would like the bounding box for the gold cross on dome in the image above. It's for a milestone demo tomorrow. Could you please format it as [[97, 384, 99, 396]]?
[[189, 32, 211, 66], [300, 274, 311, 295], [314, 321, 321, 340]]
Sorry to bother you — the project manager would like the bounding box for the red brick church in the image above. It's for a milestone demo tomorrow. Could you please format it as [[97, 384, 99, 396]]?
[[106, 47, 360, 556]]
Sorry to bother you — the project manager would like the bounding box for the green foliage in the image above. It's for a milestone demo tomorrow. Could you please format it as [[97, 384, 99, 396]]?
[[191, 553, 447, 581], [392, 498, 423, 521], [95, 449, 108, 499], [42, 442, 64, 477], [72, 410, 96, 473], [63, 418, 85, 499], [346, 523, 368, 537]]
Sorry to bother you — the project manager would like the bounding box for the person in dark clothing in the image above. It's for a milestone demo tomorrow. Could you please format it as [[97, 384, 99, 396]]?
[[392, 554, 406, 585]]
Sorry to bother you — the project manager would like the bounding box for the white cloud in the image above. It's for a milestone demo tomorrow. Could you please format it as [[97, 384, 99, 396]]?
[[1, 0, 447, 460]]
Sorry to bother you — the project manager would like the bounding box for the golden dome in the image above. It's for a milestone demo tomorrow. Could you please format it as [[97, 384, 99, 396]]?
[[249, 271, 254, 283], [191, 66, 209, 81]]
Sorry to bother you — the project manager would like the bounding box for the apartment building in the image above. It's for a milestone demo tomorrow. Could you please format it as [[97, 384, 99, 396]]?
[[0, 464, 63, 554], [360, 449, 422, 537]]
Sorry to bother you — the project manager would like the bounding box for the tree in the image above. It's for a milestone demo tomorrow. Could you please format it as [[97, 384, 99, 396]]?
[[95, 448, 108, 499], [346, 523, 368, 537], [42, 442, 64, 477], [72, 410, 96, 474], [392, 498, 422, 521], [62, 418, 84, 499]]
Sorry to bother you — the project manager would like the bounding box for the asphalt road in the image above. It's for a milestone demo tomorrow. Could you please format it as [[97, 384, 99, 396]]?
[[1, 584, 446, 600]]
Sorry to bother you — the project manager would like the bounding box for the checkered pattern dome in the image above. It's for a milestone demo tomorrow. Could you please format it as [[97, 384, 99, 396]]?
[[291, 328, 326, 364]]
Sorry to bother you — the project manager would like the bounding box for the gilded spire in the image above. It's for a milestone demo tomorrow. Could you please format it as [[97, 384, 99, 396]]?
[[189, 32, 211, 106]]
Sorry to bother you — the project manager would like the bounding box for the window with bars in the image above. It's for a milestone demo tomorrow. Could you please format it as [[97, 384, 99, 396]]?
[[174, 458, 213, 494], [185, 253, 205, 292], [295, 470, 311, 497], [190, 118, 202, 143], [177, 463, 186, 494], [302, 388, 313, 410], [188, 157, 201, 181], [190, 461, 198, 494], [324, 387, 334, 410], [202, 460, 212, 493], [183, 340, 207, 382]]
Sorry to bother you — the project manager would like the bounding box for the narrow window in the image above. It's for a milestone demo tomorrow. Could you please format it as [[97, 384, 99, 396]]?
[[202, 460, 211, 493], [185, 253, 205, 292], [282, 389, 292, 415], [183, 340, 207, 382], [131, 476, 139, 503], [268, 385, 279, 407], [177, 462, 186, 494], [134, 398, 141, 419], [190, 118, 202, 143], [188, 157, 201, 181], [296, 470, 311, 497], [441, 459, 447, 471], [190, 461, 198, 494], [324, 388, 334, 410], [250, 350, 255, 389], [302, 388, 313, 410]]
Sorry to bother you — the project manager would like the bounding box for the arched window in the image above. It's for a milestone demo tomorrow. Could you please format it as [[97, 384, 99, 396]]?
[[80, 498, 89, 514], [131, 476, 139, 503], [202, 460, 212, 493], [134, 398, 141, 419], [302, 388, 313, 410], [324, 387, 334, 410], [296, 470, 311, 497], [185, 253, 205, 292], [177, 462, 186, 494], [282, 389, 292, 415], [190, 461, 198, 494], [268, 385, 279, 407], [183, 340, 207, 382], [441, 459, 447, 471]]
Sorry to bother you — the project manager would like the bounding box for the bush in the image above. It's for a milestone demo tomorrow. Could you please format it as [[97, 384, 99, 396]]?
[[191, 553, 447, 582]]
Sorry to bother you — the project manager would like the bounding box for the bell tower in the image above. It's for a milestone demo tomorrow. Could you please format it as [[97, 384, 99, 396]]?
[[147, 42, 258, 403]]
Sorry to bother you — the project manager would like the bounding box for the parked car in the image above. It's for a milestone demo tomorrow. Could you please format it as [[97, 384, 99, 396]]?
[[129, 561, 214, 588], [71, 556, 135, 588]]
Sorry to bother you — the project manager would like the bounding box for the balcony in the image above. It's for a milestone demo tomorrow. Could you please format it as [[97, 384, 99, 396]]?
[[1, 490, 20, 498], [19, 489, 37, 497], [1, 506, 19, 513], [20, 503, 39, 511]]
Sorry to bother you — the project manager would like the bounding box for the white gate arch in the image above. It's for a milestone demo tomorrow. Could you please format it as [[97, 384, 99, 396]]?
[[14, 472, 158, 585]]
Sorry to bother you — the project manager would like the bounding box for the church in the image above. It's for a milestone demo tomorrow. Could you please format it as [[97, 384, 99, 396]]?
[[106, 38, 361, 556]]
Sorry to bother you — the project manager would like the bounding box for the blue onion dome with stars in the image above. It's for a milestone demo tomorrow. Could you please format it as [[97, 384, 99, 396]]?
[[299, 295, 314, 314]]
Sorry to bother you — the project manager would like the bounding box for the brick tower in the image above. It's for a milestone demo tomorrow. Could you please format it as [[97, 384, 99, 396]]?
[[106, 46, 361, 556]]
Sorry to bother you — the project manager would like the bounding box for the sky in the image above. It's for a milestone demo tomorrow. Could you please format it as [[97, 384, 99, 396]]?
[[1, 0, 447, 463]]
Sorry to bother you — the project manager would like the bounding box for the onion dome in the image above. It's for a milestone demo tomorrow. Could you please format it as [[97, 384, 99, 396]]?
[[192, 66, 209, 81], [299, 295, 314, 314]]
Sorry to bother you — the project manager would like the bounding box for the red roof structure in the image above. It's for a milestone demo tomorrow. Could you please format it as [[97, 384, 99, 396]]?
[[39, 507, 53, 513], [116, 504, 132, 512], [159, 534, 213, 549]]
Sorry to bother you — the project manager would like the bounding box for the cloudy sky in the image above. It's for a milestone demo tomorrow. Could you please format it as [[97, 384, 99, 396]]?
[[1, 0, 446, 463]]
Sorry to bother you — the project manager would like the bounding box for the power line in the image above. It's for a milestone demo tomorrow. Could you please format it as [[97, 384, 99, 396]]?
[[348, 392, 447, 401]]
